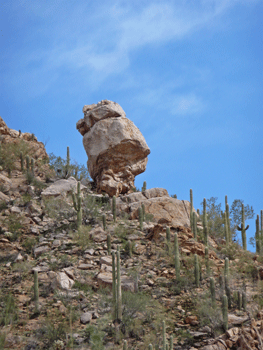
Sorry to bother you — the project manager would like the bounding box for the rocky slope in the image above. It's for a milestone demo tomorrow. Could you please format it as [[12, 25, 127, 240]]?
[[0, 119, 263, 350]]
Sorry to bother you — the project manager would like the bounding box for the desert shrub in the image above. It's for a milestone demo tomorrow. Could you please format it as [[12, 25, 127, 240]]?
[[84, 324, 106, 350], [0, 293, 18, 326], [0, 201, 7, 211], [114, 224, 130, 241], [0, 139, 32, 176], [48, 254, 73, 271], [72, 225, 91, 251], [0, 332, 6, 350], [175, 329, 195, 347], [42, 197, 74, 220], [218, 241, 242, 260], [72, 280, 93, 294], [2, 213, 23, 238], [36, 315, 68, 350], [121, 291, 161, 336], [48, 152, 90, 181], [196, 294, 223, 337], [22, 237, 37, 254], [82, 194, 106, 224]]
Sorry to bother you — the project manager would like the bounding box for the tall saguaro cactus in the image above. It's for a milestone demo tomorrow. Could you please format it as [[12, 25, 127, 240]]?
[[112, 195, 116, 223], [255, 214, 260, 254], [20, 152, 24, 171], [203, 198, 208, 246], [34, 270, 39, 314], [225, 197, 231, 242], [138, 207, 143, 230], [112, 249, 122, 322], [210, 277, 216, 307], [142, 181, 147, 192], [65, 146, 70, 178], [193, 212, 197, 240], [162, 320, 166, 350], [194, 254, 200, 287], [174, 233, 180, 280], [72, 181, 82, 228], [190, 189, 194, 232], [237, 203, 249, 250], [222, 294, 228, 331]]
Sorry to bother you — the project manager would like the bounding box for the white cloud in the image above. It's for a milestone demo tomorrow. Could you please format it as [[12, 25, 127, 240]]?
[[2, 0, 260, 96]]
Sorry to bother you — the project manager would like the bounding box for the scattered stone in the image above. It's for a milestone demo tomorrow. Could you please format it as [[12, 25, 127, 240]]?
[[80, 312, 93, 324]]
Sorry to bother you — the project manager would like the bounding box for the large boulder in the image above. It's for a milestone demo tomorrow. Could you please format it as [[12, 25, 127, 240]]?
[[117, 188, 198, 229], [76, 100, 150, 196]]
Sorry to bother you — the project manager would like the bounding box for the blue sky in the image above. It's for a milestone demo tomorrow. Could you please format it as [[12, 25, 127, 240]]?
[[1, 0, 262, 251]]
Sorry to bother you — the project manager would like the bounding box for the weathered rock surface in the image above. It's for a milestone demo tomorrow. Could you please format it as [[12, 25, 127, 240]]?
[[41, 176, 86, 197], [118, 188, 192, 228], [76, 100, 150, 196]]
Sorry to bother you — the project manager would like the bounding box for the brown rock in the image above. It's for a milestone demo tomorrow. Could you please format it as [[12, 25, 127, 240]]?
[[129, 196, 191, 227], [77, 100, 150, 196], [185, 315, 198, 325]]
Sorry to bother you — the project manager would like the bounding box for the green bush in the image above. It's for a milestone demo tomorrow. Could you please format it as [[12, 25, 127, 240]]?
[[0, 293, 18, 326], [48, 152, 90, 181], [84, 324, 106, 350], [0, 140, 32, 176]]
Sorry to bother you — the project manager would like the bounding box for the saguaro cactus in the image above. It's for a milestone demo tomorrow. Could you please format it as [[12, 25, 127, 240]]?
[[224, 257, 229, 277], [194, 254, 200, 287], [174, 233, 180, 280], [107, 234, 111, 255], [102, 214, 106, 231], [123, 340, 128, 350], [20, 152, 24, 171], [112, 252, 117, 320], [203, 198, 208, 246], [225, 198, 231, 242], [193, 212, 197, 240], [166, 227, 171, 243], [255, 214, 260, 254], [238, 291, 242, 310], [190, 189, 194, 232], [116, 250, 122, 321], [138, 207, 143, 230], [222, 294, 228, 331], [31, 158, 35, 176], [142, 181, 147, 192], [242, 290, 247, 311], [26, 155, 30, 172], [237, 204, 249, 250], [112, 195, 116, 223], [162, 320, 166, 350], [72, 181, 82, 228], [223, 211, 229, 245], [142, 203, 145, 222], [169, 336, 173, 350], [34, 270, 39, 314], [210, 277, 216, 307], [65, 146, 70, 178], [205, 246, 209, 273]]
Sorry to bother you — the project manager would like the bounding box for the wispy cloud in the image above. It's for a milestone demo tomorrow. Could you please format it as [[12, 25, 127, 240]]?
[[2, 0, 259, 97]]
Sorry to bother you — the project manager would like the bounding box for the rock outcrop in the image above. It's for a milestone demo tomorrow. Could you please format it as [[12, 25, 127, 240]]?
[[0, 116, 49, 162], [117, 188, 195, 228], [76, 100, 150, 197]]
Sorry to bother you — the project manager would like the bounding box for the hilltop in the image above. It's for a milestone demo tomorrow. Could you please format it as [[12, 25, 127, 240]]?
[[0, 117, 262, 350]]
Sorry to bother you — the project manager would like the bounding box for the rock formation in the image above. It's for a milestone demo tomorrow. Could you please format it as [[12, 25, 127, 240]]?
[[76, 100, 150, 197]]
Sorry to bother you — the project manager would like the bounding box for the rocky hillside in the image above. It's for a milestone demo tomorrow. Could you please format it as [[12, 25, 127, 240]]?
[[0, 118, 263, 350]]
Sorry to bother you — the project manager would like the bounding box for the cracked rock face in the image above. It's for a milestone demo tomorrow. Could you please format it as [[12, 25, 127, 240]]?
[[76, 100, 150, 196]]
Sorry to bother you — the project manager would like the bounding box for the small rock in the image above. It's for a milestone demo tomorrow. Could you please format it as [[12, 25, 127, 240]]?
[[80, 312, 92, 324]]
